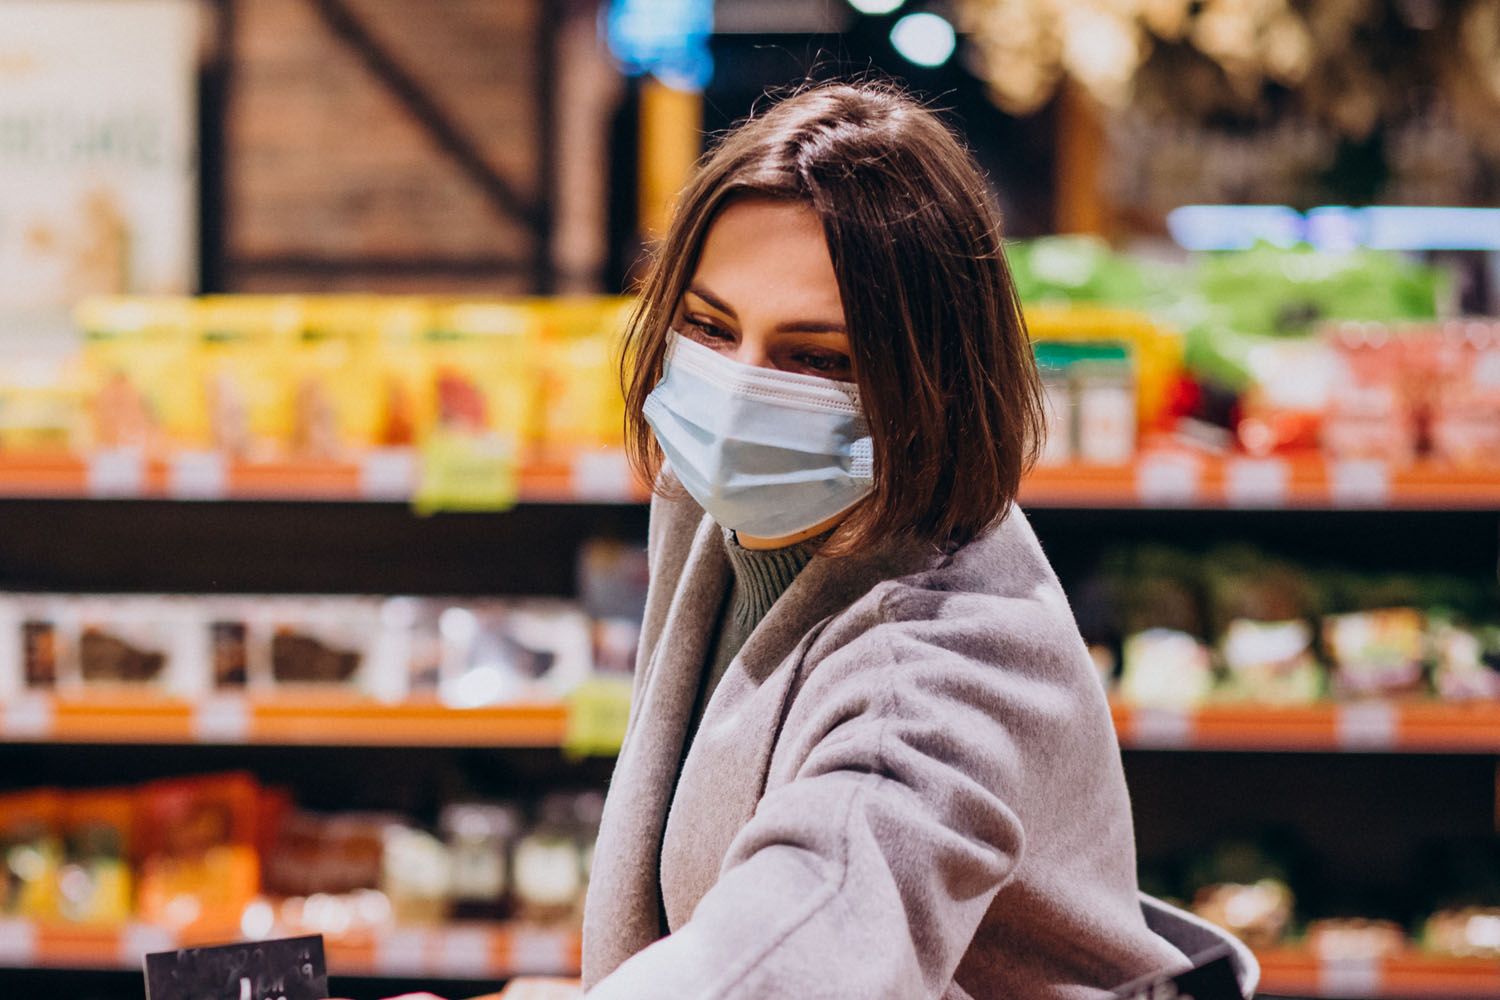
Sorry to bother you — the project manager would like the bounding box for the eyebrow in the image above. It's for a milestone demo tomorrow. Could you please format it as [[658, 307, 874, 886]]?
[[686, 283, 847, 335]]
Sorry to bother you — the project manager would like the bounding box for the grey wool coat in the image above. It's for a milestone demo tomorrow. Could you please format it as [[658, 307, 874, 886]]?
[[582, 489, 1250, 999]]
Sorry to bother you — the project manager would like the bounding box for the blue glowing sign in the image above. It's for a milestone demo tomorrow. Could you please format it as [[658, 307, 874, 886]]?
[[605, 0, 714, 91], [1167, 204, 1500, 252]]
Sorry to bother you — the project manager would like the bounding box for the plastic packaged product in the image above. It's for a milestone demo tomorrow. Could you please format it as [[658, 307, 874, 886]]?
[[1423, 907, 1500, 958], [1305, 918, 1407, 960], [438, 599, 593, 706], [1321, 608, 1427, 699], [441, 802, 523, 920], [511, 794, 585, 924], [135, 772, 263, 933], [1032, 342, 1075, 467], [264, 811, 393, 898], [1320, 324, 1418, 464], [372, 298, 431, 447], [203, 597, 254, 691], [1118, 628, 1215, 709], [1429, 321, 1500, 468], [381, 823, 452, 926], [373, 597, 446, 694], [195, 296, 302, 460], [72, 596, 202, 695], [532, 296, 633, 455], [0, 594, 75, 694], [58, 789, 134, 924], [424, 300, 540, 452], [1189, 879, 1294, 950], [1072, 343, 1136, 465], [1430, 622, 1500, 702], [257, 597, 398, 700], [0, 789, 64, 918], [75, 296, 199, 454], [1216, 619, 1324, 705], [0, 356, 86, 454], [287, 296, 385, 460]]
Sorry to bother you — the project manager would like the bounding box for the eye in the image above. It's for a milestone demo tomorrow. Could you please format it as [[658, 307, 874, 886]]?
[[792, 350, 852, 377], [682, 317, 735, 345]]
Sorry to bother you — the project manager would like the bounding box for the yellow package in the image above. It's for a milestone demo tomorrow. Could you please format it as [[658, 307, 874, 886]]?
[[195, 296, 302, 460], [532, 296, 634, 455], [1026, 306, 1182, 432], [0, 357, 87, 454], [424, 299, 541, 454], [59, 789, 134, 925], [76, 295, 199, 454], [287, 296, 386, 460], [372, 297, 434, 447], [0, 789, 63, 919]]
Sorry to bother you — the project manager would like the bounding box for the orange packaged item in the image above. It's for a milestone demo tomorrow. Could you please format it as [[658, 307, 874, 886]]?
[[195, 295, 302, 460], [135, 773, 262, 933], [532, 297, 633, 457], [76, 296, 199, 455], [0, 789, 64, 919], [1320, 323, 1418, 464], [289, 297, 386, 460], [59, 789, 134, 924]]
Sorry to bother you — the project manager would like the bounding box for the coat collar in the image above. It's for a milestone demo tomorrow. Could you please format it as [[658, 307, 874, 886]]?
[[582, 495, 941, 986]]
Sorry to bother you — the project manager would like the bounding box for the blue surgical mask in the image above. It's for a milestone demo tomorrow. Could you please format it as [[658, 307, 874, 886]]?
[[643, 332, 874, 538]]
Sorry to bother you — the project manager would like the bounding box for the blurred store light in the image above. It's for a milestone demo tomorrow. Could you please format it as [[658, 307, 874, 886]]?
[[848, 0, 906, 14], [1168, 205, 1500, 253], [890, 12, 957, 67], [605, 0, 714, 90]]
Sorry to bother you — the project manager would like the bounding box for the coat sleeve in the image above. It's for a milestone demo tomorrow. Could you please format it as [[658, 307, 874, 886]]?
[[584, 607, 1037, 1000]]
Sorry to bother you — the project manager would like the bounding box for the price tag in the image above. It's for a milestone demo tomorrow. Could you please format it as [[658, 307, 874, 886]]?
[[571, 450, 635, 501], [1337, 701, 1397, 750], [1330, 459, 1390, 507], [1135, 453, 1201, 506], [509, 929, 570, 975], [0, 917, 37, 966], [374, 928, 429, 975], [436, 926, 494, 977], [87, 449, 146, 498], [1318, 955, 1381, 996], [1225, 458, 1290, 507], [564, 676, 634, 758], [1129, 707, 1194, 748], [120, 922, 176, 964], [168, 451, 228, 500], [413, 432, 517, 515], [193, 696, 251, 743], [360, 448, 417, 501], [2, 694, 54, 739]]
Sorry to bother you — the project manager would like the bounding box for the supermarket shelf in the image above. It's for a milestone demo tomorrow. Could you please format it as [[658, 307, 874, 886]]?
[[1023, 453, 1500, 510], [4, 449, 1500, 510], [0, 694, 569, 747], [6, 694, 1500, 753], [1255, 947, 1500, 998], [0, 918, 580, 979], [1112, 700, 1500, 754]]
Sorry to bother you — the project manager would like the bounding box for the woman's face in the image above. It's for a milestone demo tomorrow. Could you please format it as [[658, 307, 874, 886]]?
[[675, 198, 853, 381]]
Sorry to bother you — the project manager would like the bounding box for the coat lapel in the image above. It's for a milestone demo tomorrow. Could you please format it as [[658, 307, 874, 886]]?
[[582, 507, 729, 985]]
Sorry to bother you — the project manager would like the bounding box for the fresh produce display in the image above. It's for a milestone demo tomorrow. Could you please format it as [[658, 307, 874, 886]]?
[[0, 773, 601, 940], [1093, 545, 1499, 707]]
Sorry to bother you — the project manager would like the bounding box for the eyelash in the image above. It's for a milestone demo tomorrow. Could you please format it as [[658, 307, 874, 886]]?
[[681, 317, 851, 375]]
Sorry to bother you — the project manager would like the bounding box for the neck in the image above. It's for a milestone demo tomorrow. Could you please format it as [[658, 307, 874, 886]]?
[[735, 510, 847, 551]]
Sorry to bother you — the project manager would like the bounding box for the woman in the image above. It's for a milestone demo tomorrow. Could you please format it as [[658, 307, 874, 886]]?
[[580, 80, 1253, 999]]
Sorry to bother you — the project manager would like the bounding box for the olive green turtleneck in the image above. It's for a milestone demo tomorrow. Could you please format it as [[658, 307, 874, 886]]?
[[682, 526, 823, 749]]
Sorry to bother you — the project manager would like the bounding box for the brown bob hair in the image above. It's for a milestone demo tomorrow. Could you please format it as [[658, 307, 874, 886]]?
[[621, 79, 1044, 554]]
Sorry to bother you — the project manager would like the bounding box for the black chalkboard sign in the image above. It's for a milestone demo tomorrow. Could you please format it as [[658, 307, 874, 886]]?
[[143, 934, 328, 1000], [1111, 942, 1244, 1000]]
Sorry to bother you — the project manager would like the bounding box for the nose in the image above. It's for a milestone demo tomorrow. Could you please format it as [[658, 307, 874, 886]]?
[[726, 335, 771, 370]]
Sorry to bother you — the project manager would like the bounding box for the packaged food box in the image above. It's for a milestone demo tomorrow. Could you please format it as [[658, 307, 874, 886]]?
[[194, 295, 302, 460], [76, 295, 199, 454], [438, 599, 593, 705], [254, 597, 398, 700], [1322, 607, 1427, 699], [135, 772, 263, 933], [71, 596, 204, 696]]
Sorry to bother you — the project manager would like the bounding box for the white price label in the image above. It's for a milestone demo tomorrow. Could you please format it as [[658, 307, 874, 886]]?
[[1135, 453, 1201, 506], [168, 451, 228, 499], [375, 928, 430, 975], [360, 448, 417, 500], [87, 449, 146, 498], [0, 918, 37, 966], [193, 696, 250, 743], [1337, 701, 1398, 750], [119, 922, 176, 964], [437, 927, 494, 977], [571, 450, 634, 501], [1129, 707, 1194, 748], [1225, 458, 1290, 507], [2, 695, 54, 739], [1330, 459, 1390, 507], [1318, 956, 1381, 996]]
